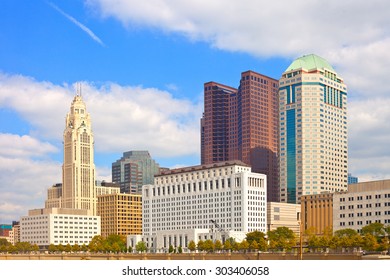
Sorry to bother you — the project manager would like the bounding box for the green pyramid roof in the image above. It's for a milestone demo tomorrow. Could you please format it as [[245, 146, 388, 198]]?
[[286, 54, 335, 72]]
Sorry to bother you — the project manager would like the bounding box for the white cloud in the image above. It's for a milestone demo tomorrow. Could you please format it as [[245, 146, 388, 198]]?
[[0, 73, 202, 158], [85, 0, 390, 184], [86, 0, 390, 55], [86, 0, 390, 99], [0, 134, 58, 159], [0, 152, 62, 223]]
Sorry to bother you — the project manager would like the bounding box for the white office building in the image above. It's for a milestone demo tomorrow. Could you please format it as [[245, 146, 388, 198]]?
[[20, 208, 100, 248], [128, 161, 267, 252]]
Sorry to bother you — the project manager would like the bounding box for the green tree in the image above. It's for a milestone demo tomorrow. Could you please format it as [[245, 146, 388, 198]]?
[[178, 246, 183, 253], [268, 227, 296, 251], [128, 246, 133, 253], [249, 240, 259, 251], [72, 243, 80, 253], [81, 244, 88, 253], [203, 240, 214, 252], [214, 240, 223, 251], [239, 240, 249, 252], [88, 235, 104, 253], [223, 239, 232, 252], [0, 238, 9, 246], [361, 223, 385, 237], [246, 231, 266, 244], [197, 240, 205, 252], [135, 241, 147, 253], [57, 244, 64, 253], [362, 234, 378, 251], [48, 244, 57, 253], [334, 228, 359, 238], [64, 243, 72, 253], [188, 240, 196, 252], [15, 242, 32, 253], [106, 234, 127, 252], [169, 244, 175, 253], [31, 244, 40, 253]]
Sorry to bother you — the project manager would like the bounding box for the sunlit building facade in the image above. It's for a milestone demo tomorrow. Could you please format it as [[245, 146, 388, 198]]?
[[279, 54, 348, 204]]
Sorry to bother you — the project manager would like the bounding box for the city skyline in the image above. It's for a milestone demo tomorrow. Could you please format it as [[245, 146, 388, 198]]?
[[1, 0, 390, 223]]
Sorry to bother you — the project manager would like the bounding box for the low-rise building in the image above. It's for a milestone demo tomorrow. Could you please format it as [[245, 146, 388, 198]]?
[[333, 179, 390, 233], [301, 193, 334, 235], [20, 208, 100, 248], [267, 202, 301, 236]]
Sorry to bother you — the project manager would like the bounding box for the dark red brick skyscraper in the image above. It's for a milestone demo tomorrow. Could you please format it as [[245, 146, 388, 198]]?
[[201, 71, 279, 202]]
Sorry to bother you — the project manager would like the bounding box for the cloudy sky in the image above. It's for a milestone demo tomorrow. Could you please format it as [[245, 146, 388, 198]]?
[[1, 0, 390, 223]]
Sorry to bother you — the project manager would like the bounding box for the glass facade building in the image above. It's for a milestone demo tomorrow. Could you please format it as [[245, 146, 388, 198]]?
[[279, 54, 348, 203]]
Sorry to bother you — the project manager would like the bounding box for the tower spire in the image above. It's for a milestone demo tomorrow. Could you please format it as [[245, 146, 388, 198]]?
[[75, 83, 82, 97]]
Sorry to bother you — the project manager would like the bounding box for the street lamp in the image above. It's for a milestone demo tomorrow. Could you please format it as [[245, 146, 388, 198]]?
[[298, 220, 303, 260]]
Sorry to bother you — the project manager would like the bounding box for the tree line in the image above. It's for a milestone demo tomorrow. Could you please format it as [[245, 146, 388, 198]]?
[[1, 222, 389, 254]]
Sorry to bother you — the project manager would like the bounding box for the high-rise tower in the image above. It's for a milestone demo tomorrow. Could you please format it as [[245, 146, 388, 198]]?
[[62, 93, 97, 215], [279, 54, 348, 204], [201, 71, 279, 202], [112, 151, 162, 193]]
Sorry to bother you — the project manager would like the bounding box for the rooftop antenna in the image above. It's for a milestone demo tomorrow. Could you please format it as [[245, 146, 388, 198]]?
[[75, 82, 83, 97]]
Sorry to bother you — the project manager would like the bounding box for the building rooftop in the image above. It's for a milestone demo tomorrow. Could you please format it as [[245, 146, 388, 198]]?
[[286, 54, 335, 72], [157, 160, 250, 176]]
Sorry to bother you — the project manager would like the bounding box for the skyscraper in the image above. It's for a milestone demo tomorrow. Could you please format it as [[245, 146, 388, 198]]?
[[62, 93, 97, 215], [279, 54, 348, 204], [112, 151, 162, 193], [201, 71, 279, 202]]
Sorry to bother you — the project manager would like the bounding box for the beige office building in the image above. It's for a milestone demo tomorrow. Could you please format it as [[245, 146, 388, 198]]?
[[333, 180, 390, 233], [97, 193, 142, 238], [267, 202, 301, 236]]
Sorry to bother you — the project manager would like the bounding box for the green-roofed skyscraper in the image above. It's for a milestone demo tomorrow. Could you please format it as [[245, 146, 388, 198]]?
[[279, 54, 348, 204]]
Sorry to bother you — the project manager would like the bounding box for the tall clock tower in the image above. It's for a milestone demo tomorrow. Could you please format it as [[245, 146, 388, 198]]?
[[62, 92, 96, 215]]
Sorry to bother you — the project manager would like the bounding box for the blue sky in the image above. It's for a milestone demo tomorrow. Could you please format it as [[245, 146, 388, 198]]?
[[1, 0, 390, 223]]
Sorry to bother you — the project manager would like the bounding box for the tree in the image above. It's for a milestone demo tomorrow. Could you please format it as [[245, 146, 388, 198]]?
[[64, 243, 72, 253], [106, 234, 127, 252], [306, 233, 318, 250], [361, 223, 385, 237], [214, 240, 223, 251], [168, 245, 175, 253], [334, 228, 359, 238], [239, 240, 249, 252], [378, 236, 390, 252], [197, 240, 205, 252], [178, 246, 183, 253], [135, 241, 147, 253], [246, 231, 266, 244], [249, 240, 259, 251], [89, 235, 104, 253], [203, 240, 214, 252], [223, 239, 232, 252], [362, 234, 378, 251], [31, 244, 40, 253], [0, 238, 9, 246], [268, 227, 296, 251], [188, 240, 196, 252], [128, 246, 133, 253], [72, 243, 80, 253], [48, 244, 57, 253]]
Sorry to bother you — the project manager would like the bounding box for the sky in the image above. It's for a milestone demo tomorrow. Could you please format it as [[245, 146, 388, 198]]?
[[1, 0, 390, 224]]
